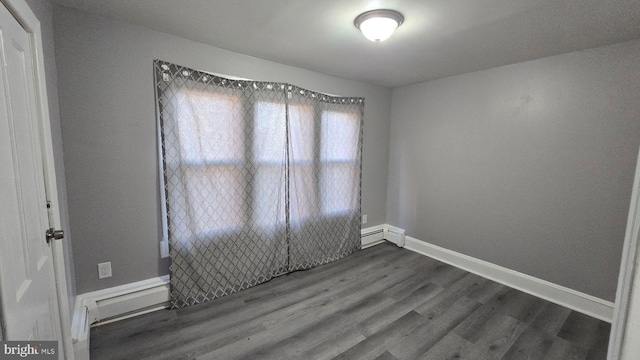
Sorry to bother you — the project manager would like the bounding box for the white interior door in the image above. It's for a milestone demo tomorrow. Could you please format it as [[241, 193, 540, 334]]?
[[0, 0, 62, 346]]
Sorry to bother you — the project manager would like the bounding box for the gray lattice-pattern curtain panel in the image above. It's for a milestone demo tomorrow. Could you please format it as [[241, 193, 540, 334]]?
[[154, 60, 363, 308]]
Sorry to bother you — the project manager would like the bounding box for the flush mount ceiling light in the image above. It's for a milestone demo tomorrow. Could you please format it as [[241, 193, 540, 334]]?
[[354, 9, 404, 42]]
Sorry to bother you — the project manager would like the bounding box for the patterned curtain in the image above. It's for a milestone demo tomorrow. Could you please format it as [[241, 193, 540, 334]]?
[[154, 61, 363, 308], [287, 88, 363, 270]]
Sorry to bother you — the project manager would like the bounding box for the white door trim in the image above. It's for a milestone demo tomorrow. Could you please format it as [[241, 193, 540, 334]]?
[[608, 146, 640, 360], [1, 0, 74, 358]]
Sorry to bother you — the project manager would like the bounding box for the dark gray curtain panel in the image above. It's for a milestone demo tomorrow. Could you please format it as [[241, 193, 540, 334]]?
[[154, 61, 363, 308]]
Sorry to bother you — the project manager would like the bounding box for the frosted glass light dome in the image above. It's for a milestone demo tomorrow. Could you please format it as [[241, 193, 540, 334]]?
[[354, 9, 404, 42]]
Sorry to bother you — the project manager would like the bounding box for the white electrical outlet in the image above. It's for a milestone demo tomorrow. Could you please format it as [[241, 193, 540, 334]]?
[[98, 262, 112, 279], [362, 214, 368, 224]]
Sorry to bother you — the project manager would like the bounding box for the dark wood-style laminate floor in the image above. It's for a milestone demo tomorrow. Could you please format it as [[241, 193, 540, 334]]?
[[90, 243, 610, 360]]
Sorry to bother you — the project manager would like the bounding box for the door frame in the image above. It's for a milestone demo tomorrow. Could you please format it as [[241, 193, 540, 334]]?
[[1, 0, 74, 358], [608, 146, 640, 359]]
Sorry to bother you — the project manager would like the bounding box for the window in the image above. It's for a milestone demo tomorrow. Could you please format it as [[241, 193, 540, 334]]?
[[167, 90, 360, 239], [320, 109, 360, 216], [288, 103, 316, 223], [252, 101, 287, 228], [171, 88, 248, 237]]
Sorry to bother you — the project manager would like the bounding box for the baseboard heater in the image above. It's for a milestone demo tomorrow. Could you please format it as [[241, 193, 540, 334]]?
[[384, 225, 406, 247], [72, 276, 171, 360], [361, 225, 385, 248]]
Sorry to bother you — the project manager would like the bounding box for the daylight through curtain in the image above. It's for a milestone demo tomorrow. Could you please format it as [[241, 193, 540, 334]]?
[[155, 60, 363, 308]]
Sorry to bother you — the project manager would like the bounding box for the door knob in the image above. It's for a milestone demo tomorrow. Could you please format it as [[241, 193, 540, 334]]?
[[45, 228, 64, 244]]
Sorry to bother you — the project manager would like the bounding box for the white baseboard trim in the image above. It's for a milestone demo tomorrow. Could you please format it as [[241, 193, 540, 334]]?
[[70, 301, 90, 360], [403, 235, 615, 323]]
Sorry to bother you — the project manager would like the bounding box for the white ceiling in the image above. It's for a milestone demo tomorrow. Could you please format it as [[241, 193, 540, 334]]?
[[52, 0, 640, 88]]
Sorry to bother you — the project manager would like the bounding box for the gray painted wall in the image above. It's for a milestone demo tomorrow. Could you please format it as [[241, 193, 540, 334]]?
[[53, 5, 392, 293], [387, 40, 640, 301], [24, 0, 77, 313]]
